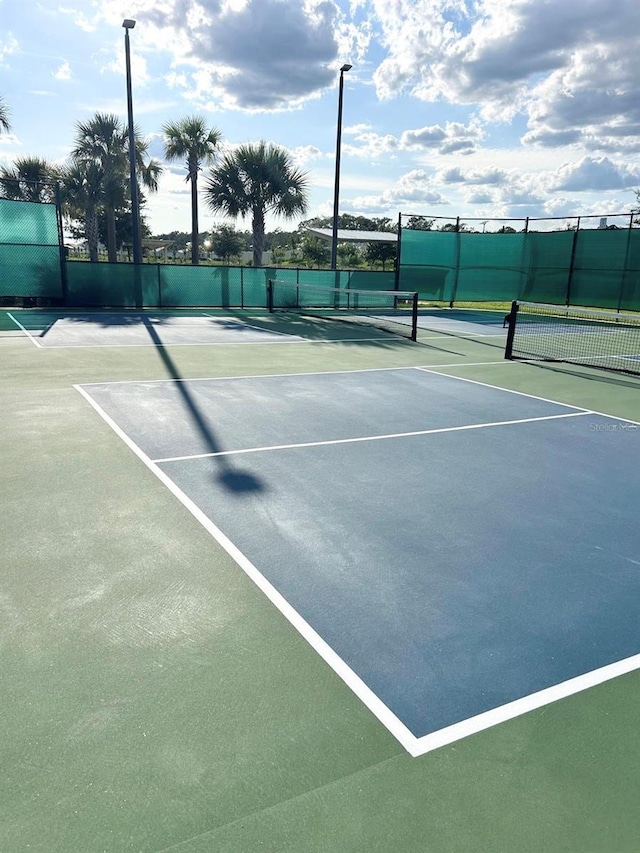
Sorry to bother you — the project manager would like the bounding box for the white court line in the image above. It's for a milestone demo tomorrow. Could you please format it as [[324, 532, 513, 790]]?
[[414, 366, 640, 426], [29, 335, 399, 350], [75, 362, 510, 387], [73, 383, 418, 756], [6, 312, 43, 348], [152, 411, 591, 464]]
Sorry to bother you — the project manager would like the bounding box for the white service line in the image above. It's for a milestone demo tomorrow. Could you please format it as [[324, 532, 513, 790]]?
[[152, 411, 591, 464], [6, 312, 43, 348], [74, 362, 509, 388]]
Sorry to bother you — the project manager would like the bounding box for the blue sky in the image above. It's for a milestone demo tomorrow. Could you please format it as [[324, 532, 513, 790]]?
[[1, 0, 639, 235]]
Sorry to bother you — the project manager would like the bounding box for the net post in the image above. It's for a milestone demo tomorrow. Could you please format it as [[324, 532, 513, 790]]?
[[504, 300, 518, 359], [410, 291, 418, 341], [266, 278, 274, 312]]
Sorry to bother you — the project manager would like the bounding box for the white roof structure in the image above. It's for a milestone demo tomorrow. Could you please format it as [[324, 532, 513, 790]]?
[[306, 227, 397, 243]]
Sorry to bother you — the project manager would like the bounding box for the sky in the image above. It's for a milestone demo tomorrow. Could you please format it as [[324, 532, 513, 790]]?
[[1, 0, 640, 235]]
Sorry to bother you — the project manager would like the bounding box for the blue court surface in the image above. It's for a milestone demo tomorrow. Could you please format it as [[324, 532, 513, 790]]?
[[77, 367, 640, 756], [415, 309, 507, 336]]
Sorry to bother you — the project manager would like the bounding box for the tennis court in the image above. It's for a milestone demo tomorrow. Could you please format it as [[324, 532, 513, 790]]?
[[2, 304, 639, 852]]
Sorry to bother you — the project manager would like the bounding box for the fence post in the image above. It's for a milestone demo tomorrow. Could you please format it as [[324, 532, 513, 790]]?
[[617, 212, 636, 313], [449, 217, 461, 307], [394, 212, 402, 292], [565, 216, 580, 306], [54, 183, 68, 304]]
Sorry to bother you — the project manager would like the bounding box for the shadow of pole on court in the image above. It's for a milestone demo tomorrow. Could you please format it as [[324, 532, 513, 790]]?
[[141, 317, 266, 495]]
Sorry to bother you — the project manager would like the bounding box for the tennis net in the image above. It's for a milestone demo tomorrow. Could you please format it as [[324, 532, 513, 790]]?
[[505, 301, 640, 375], [267, 280, 419, 341]]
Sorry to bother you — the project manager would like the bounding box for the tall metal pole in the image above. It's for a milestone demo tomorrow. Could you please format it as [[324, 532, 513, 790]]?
[[330, 64, 351, 271], [123, 20, 142, 267]]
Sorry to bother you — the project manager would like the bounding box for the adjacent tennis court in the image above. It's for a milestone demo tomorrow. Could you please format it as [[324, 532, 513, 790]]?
[[2, 304, 639, 852]]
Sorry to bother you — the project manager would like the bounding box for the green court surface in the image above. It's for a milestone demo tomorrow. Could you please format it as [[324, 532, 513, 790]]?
[[1, 309, 639, 853]]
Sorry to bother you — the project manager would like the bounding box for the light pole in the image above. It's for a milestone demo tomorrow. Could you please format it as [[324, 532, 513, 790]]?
[[123, 19, 142, 268], [330, 63, 352, 271]]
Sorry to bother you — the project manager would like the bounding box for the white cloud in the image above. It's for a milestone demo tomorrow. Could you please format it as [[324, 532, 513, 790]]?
[[0, 33, 18, 66], [344, 119, 484, 160], [100, 49, 150, 87], [365, 0, 640, 154], [290, 144, 328, 165], [549, 156, 640, 192], [54, 60, 72, 81], [344, 123, 373, 134], [436, 166, 508, 185], [340, 168, 448, 214], [136, 0, 344, 110]]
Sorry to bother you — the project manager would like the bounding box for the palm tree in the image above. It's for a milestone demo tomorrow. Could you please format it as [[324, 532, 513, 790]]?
[[0, 96, 11, 134], [60, 160, 105, 262], [204, 141, 309, 268], [0, 156, 58, 202], [162, 116, 222, 265], [72, 113, 162, 262]]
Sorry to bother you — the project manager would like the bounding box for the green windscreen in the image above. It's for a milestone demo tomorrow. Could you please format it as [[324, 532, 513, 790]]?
[[399, 226, 640, 310], [398, 229, 456, 301], [569, 229, 637, 309], [63, 265, 396, 308], [66, 262, 159, 307], [0, 199, 62, 298]]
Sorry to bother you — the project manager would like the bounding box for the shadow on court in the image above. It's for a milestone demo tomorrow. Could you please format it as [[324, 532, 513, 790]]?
[[141, 317, 266, 495]]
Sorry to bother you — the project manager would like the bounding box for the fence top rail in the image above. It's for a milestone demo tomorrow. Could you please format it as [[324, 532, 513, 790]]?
[[400, 211, 637, 225]]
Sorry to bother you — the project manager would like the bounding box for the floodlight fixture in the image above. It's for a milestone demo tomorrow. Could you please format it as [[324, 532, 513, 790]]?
[[122, 19, 136, 29]]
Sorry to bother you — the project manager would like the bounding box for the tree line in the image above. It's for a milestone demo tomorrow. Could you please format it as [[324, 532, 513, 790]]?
[[0, 101, 308, 268]]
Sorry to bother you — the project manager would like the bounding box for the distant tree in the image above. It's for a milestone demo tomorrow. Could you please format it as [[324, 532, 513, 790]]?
[[300, 234, 330, 267], [337, 243, 361, 267], [270, 245, 287, 266], [162, 116, 222, 265], [205, 141, 309, 267], [96, 205, 152, 256], [438, 222, 471, 232], [265, 228, 295, 250], [0, 156, 59, 202], [210, 224, 244, 263], [60, 160, 105, 262], [299, 214, 396, 233], [151, 230, 191, 255], [633, 188, 640, 225], [0, 96, 11, 134], [496, 225, 516, 233], [365, 240, 397, 270], [72, 113, 161, 263], [405, 216, 434, 231]]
